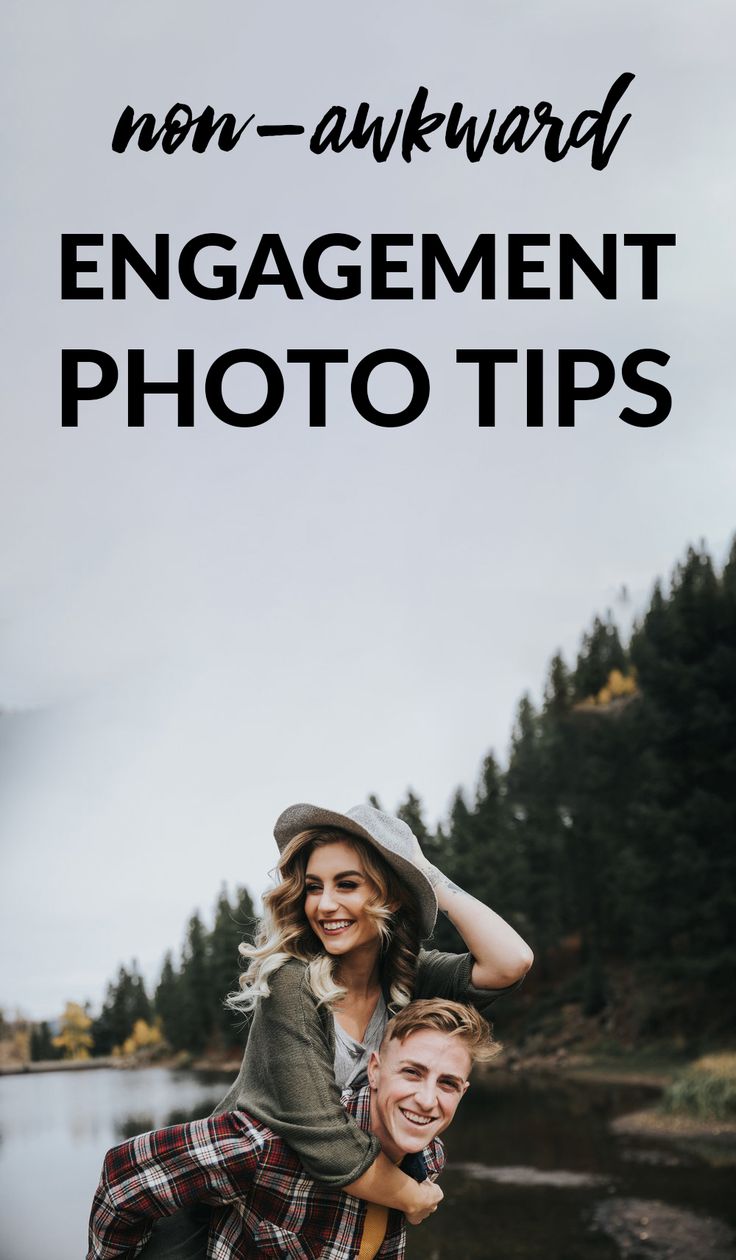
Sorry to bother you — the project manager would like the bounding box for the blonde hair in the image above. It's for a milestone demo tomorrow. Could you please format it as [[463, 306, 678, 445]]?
[[383, 998, 500, 1065], [227, 828, 422, 1015]]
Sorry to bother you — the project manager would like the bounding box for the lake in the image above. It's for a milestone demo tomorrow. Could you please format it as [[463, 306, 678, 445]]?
[[0, 1066, 733, 1259]]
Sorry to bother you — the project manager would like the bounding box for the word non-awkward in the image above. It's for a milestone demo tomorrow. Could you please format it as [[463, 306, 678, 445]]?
[[112, 76, 635, 170]]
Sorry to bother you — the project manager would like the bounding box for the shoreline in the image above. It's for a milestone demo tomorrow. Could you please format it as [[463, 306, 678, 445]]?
[[0, 1049, 686, 1086], [611, 1107, 736, 1143], [0, 1053, 242, 1077], [6, 1050, 734, 1149]]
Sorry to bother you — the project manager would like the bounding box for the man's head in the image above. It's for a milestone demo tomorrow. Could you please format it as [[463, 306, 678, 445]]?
[[367, 999, 498, 1161]]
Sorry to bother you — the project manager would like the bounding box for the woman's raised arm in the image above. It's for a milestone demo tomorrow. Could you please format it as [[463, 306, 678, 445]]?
[[431, 873, 534, 989]]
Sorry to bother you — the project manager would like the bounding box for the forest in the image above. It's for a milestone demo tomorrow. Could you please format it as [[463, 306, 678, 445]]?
[[34, 537, 735, 1062]]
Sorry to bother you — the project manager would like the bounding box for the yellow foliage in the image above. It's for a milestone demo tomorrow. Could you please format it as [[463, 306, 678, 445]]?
[[53, 1002, 94, 1060], [606, 668, 637, 698], [581, 668, 639, 708], [116, 1018, 164, 1058], [690, 1053, 736, 1081]]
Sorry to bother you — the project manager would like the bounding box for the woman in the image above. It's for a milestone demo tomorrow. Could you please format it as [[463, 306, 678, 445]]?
[[217, 801, 532, 1214], [140, 801, 532, 1255]]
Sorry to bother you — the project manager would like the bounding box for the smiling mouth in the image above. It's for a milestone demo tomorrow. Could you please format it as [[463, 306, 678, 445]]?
[[399, 1108, 436, 1126], [320, 920, 354, 934]]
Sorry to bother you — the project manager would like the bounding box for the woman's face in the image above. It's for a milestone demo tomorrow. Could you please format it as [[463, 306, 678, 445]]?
[[304, 840, 383, 959]]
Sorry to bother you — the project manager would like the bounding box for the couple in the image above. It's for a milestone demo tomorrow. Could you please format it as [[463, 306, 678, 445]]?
[[88, 801, 533, 1258]]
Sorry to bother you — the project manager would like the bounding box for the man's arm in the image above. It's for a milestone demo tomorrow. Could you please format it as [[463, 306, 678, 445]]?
[[87, 1113, 263, 1260]]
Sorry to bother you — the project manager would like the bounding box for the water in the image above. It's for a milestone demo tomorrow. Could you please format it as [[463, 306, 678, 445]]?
[[0, 1067, 232, 1260], [406, 1073, 736, 1260], [0, 1067, 733, 1260]]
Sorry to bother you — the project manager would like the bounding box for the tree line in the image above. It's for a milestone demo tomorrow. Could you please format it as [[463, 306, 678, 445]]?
[[38, 537, 735, 1059], [400, 538, 735, 1044], [32, 884, 255, 1060]]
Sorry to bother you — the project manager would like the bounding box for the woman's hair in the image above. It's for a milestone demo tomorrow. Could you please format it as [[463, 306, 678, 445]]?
[[227, 827, 422, 1015]]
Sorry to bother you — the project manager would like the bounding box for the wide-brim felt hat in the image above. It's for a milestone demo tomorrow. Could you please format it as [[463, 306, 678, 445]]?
[[273, 802, 438, 938]]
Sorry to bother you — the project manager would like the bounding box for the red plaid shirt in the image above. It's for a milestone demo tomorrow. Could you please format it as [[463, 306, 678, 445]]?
[[88, 1085, 444, 1260]]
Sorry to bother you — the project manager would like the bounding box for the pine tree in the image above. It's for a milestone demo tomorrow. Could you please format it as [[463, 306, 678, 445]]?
[[210, 886, 255, 1046], [177, 913, 212, 1054], [505, 695, 564, 974], [574, 614, 628, 701], [155, 952, 184, 1050], [30, 1021, 60, 1062]]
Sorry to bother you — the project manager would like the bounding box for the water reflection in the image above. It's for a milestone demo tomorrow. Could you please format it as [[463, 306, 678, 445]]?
[[116, 1113, 156, 1138], [451, 1162, 609, 1187], [115, 1098, 223, 1139]]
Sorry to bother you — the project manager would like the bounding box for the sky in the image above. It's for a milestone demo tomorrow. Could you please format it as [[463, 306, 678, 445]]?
[[1, 0, 735, 1020]]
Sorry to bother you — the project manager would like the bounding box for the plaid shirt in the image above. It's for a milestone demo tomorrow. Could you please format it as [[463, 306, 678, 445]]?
[[88, 1085, 444, 1260]]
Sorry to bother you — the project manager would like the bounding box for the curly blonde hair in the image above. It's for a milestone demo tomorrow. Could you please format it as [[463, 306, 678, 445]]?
[[227, 827, 422, 1015]]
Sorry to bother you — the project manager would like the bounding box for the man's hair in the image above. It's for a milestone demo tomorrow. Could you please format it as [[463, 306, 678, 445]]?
[[383, 998, 500, 1065]]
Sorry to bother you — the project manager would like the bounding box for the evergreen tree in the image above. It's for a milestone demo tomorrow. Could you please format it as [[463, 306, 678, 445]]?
[[92, 963, 150, 1055], [30, 1021, 60, 1062], [574, 614, 627, 700], [627, 543, 736, 1001], [177, 912, 212, 1054], [505, 695, 564, 975], [154, 952, 184, 1050], [210, 885, 256, 1046]]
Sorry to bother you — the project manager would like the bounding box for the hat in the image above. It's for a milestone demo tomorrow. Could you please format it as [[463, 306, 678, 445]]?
[[273, 802, 438, 938]]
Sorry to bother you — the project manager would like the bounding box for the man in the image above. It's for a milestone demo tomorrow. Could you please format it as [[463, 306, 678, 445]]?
[[88, 999, 496, 1260]]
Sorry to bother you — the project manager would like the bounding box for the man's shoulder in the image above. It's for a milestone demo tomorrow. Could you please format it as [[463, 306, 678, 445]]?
[[342, 1084, 372, 1129]]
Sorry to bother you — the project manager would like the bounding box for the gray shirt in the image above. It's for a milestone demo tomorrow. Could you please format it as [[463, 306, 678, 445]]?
[[333, 995, 389, 1091]]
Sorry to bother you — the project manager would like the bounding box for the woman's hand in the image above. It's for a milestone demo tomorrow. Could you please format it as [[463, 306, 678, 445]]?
[[395, 828, 533, 988], [405, 1179, 443, 1225]]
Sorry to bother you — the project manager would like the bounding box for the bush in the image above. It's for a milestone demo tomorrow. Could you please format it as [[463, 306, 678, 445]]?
[[661, 1053, 736, 1121]]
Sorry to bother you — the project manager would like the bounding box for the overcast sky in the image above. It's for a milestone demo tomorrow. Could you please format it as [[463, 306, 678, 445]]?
[[2, 0, 734, 1020]]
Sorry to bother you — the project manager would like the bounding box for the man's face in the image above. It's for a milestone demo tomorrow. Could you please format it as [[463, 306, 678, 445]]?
[[367, 1028, 471, 1161]]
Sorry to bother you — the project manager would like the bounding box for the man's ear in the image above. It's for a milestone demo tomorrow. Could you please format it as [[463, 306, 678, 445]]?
[[367, 1049, 380, 1089], [460, 1080, 470, 1099]]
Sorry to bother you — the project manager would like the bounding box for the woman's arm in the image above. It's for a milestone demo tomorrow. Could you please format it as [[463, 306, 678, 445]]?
[[432, 874, 534, 989], [345, 1156, 442, 1224], [392, 823, 533, 990]]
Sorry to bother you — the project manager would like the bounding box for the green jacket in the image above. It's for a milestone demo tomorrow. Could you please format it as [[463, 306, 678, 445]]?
[[214, 949, 514, 1186]]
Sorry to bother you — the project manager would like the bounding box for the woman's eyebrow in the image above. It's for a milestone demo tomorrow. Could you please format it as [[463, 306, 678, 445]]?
[[305, 869, 364, 881]]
